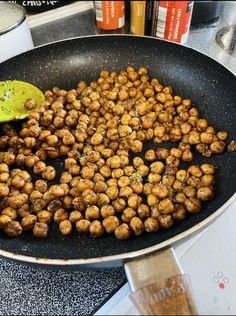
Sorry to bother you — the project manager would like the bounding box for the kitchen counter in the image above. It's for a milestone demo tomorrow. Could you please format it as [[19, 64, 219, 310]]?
[[0, 2, 235, 315]]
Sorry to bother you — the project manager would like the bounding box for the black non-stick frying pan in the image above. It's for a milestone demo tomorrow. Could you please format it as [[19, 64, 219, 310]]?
[[0, 35, 235, 314]]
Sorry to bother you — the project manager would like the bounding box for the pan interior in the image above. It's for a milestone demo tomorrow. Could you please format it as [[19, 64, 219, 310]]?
[[0, 36, 235, 261]]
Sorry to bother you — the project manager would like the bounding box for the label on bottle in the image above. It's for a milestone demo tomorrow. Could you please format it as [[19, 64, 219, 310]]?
[[154, 1, 193, 44], [95, 1, 125, 30]]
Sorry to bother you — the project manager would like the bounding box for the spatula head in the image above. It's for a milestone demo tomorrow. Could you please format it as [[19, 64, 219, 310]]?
[[0, 80, 44, 123]]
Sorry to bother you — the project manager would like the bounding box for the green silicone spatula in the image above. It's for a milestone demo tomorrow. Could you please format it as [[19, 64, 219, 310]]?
[[0, 80, 45, 123]]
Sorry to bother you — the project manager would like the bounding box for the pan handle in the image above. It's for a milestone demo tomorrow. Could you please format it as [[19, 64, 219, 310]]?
[[124, 248, 198, 315]]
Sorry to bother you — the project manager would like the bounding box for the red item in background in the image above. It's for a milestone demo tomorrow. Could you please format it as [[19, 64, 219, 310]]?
[[153, 1, 194, 44], [95, 1, 125, 31]]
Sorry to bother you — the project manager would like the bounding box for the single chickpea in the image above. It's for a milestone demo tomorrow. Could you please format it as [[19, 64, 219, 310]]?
[[121, 207, 136, 223], [201, 174, 215, 186], [42, 166, 56, 180], [217, 131, 228, 141], [150, 161, 165, 174], [82, 189, 97, 205], [112, 198, 126, 212], [37, 210, 53, 224], [4, 220, 22, 237], [53, 209, 69, 224], [68, 211, 82, 223], [85, 205, 100, 220], [33, 161, 46, 175], [59, 220, 72, 236], [102, 216, 119, 234], [152, 183, 169, 199], [184, 198, 201, 213], [115, 223, 131, 240], [147, 194, 159, 207], [172, 204, 186, 221], [0, 214, 11, 230], [196, 119, 208, 132], [156, 148, 169, 160], [0, 163, 9, 173], [21, 214, 37, 231], [182, 149, 193, 162], [47, 135, 58, 146], [2, 207, 18, 219], [145, 149, 156, 161], [89, 220, 104, 238], [76, 219, 90, 234], [144, 217, 159, 233], [106, 186, 119, 200], [137, 204, 150, 219], [129, 217, 144, 236], [148, 173, 161, 184], [197, 187, 214, 201], [33, 222, 49, 238], [176, 170, 188, 182], [158, 214, 174, 229], [210, 141, 225, 154], [158, 198, 174, 214], [183, 186, 196, 198], [200, 164, 215, 175], [188, 165, 203, 178], [128, 194, 142, 209], [0, 183, 9, 198], [200, 132, 214, 144]]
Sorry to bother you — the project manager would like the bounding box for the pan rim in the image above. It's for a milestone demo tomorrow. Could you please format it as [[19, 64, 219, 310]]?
[[1, 34, 235, 77], [0, 34, 235, 266], [1, 193, 235, 266]]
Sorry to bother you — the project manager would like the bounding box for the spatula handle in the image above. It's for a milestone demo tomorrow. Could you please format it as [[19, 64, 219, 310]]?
[[125, 248, 198, 315], [130, 273, 198, 315]]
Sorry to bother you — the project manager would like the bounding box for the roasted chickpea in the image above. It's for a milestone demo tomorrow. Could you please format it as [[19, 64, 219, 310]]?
[[144, 217, 159, 232], [137, 204, 150, 219], [128, 194, 142, 209], [158, 214, 174, 229], [85, 205, 100, 220], [183, 186, 196, 198], [182, 149, 193, 162], [42, 166, 56, 180], [0, 214, 11, 230], [4, 220, 22, 237], [89, 220, 104, 238], [59, 220, 72, 235], [0, 163, 9, 173], [106, 186, 119, 200], [2, 207, 18, 219], [82, 189, 97, 205], [188, 165, 203, 178], [102, 215, 119, 233], [33, 222, 49, 238], [147, 194, 159, 207], [129, 217, 144, 236], [150, 161, 165, 174], [185, 198, 201, 213], [217, 131, 228, 141], [21, 214, 37, 231], [200, 164, 215, 175], [201, 174, 215, 186], [97, 193, 110, 207], [197, 187, 214, 201], [37, 210, 53, 224], [0, 183, 9, 198], [76, 219, 90, 234], [145, 149, 156, 161], [210, 141, 225, 154], [53, 209, 69, 224], [115, 223, 131, 240], [148, 173, 161, 184]]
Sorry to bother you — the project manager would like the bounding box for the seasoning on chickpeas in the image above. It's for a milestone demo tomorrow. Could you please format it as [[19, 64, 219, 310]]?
[[0, 66, 228, 240]]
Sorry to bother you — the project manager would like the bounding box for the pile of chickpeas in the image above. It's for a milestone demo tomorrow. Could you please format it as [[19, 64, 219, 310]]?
[[0, 67, 228, 239]]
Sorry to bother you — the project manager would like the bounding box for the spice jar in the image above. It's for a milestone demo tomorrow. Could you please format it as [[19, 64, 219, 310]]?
[[94, 1, 125, 34]]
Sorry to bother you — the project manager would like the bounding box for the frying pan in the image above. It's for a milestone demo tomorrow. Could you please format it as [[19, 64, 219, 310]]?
[[0, 35, 236, 315]]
